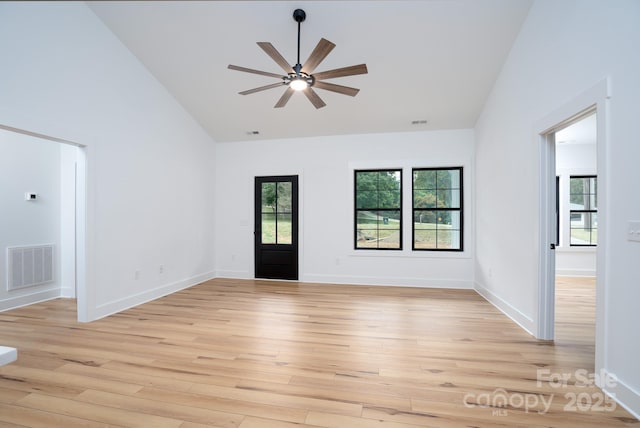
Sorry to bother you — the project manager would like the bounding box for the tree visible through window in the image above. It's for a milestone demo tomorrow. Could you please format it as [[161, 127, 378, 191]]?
[[261, 181, 292, 244], [412, 167, 463, 251], [569, 176, 597, 246], [355, 170, 402, 249]]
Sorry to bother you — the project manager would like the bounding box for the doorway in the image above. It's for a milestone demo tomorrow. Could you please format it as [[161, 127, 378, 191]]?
[[254, 175, 299, 280], [553, 112, 598, 357], [536, 78, 608, 378], [0, 124, 87, 320]]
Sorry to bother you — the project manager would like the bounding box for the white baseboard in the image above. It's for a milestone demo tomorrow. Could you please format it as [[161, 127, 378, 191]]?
[[302, 273, 473, 289], [0, 288, 61, 312], [60, 286, 76, 298], [474, 281, 535, 336], [602, 369, 640, 420], [91, 271, 216, 321], [555, 269, 596, 276], [214, 271, 473, 289], [0, 346, 17, 366], [215, 269, 251, 279]]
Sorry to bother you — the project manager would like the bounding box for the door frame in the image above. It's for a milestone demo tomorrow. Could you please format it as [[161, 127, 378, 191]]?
[[254, 175, 299, 280], [535, 78, 609, 379], [0, 124, 89, 322]]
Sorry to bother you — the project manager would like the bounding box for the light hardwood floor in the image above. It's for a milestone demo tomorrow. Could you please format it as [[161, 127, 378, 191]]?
[[0, 277, 638, 427]]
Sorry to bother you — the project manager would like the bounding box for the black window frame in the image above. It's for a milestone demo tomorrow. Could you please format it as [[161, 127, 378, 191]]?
[[354, 169, 403, 250], [569, 175, 597, 247], [412, 167, 464, 252]]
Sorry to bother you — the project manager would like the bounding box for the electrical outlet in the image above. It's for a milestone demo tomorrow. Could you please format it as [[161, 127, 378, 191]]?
[[629, 221, 640, 242], [134, 270, 140, 280], [159, 265, 164, 274]]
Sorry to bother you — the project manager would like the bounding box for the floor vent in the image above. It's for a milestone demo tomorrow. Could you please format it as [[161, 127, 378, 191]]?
[[7, 245, 54, 291]]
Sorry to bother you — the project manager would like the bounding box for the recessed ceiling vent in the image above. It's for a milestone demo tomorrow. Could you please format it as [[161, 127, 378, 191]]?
[[7, 245, 54, 291]]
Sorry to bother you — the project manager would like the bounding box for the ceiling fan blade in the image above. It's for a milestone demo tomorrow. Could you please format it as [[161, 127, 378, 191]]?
[[239, 82, 284, 95], [275, 87, 295, 108], [228, 65, 283, 79], [302, 38, 336, 74], [313, 81, 360, 97], [312, 64, 368, 81], [303, 87, 326, 109], [257, 42, 293, 74]]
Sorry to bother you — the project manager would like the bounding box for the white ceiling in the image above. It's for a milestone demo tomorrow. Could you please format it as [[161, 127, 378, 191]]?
[[89, 0, 533, 143]]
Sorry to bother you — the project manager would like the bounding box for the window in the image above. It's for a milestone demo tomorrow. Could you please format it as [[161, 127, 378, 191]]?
[[260, 181, 292, 244], [355, 169, 402, 249], [569, 175, 597, 246], [412, 167, 463, 251]]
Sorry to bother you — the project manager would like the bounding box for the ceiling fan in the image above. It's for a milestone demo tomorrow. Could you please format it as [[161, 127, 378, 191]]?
[[228, 8, 368, 109]]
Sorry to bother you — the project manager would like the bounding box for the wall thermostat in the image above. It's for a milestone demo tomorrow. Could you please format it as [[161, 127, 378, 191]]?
[[25, 193, 37, 201]]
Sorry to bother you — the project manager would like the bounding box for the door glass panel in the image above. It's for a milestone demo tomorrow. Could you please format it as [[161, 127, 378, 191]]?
[[276, 182, 292, 213], [277, 213, 292, 244], [261, 182, 276, 244], [262, 182, 276, 210], [261, 213, 276, 244], [261, 181, 293, 244]]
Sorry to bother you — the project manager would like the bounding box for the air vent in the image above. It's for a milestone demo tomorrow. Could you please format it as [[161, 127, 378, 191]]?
[[7, 245, 54, 291], [411, 120, 428, 125]]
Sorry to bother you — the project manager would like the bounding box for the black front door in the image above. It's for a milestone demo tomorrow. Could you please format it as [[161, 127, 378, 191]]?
[[254, 175, 298, 280]]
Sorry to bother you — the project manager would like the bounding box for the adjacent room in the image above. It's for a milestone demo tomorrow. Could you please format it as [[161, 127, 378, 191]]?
[[1, 1, 639, 426]]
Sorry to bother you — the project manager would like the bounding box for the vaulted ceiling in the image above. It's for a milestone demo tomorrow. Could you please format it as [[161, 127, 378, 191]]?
[[89, 0, 533, 143]]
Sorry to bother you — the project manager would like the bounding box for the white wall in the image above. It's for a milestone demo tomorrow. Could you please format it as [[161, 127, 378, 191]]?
[[0, 2, 217, 320], [556, 141, 597, 275], [215, 129, 474, 288], [0, 130, 62, 309], [475, 0, 640, 416]]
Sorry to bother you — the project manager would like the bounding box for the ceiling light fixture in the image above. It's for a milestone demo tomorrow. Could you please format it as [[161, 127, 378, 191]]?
[[286, 71, 313, 91], [290, 78, 308, 91], [228, 8, 367, 108]]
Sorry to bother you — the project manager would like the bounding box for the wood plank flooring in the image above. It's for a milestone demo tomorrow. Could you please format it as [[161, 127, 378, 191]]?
[[0, 277, 637, 427]]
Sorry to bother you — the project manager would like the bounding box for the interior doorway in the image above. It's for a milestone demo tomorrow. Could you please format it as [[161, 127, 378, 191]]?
[[0, 124, 87, 320], [536, 78, 609, 378], [553, 112, 597, 360]]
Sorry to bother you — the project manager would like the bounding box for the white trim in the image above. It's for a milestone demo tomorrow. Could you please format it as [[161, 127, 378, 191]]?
[[534, 77, 610, 381], [0, 346, 17, 366], [602, 369, 640, 421], [555, 269, 596, 277], [474, 282, 535, 336], [537, 131, 557, 340], [215, 269, 251, 279], [215, 271, 473, 290], [92, 271, 216, 321], [303, 274, 472, 289], [0, 288, 61, 312]]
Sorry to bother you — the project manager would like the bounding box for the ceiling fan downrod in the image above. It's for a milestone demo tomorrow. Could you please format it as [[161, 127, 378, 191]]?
[[293, 9, 306, 77]]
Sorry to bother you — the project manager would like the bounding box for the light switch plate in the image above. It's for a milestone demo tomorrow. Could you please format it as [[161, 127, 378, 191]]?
[[629, 221, 640, 242]]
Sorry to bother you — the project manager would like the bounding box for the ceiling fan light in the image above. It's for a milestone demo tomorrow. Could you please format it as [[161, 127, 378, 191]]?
[[290, 78, 308, 91]]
